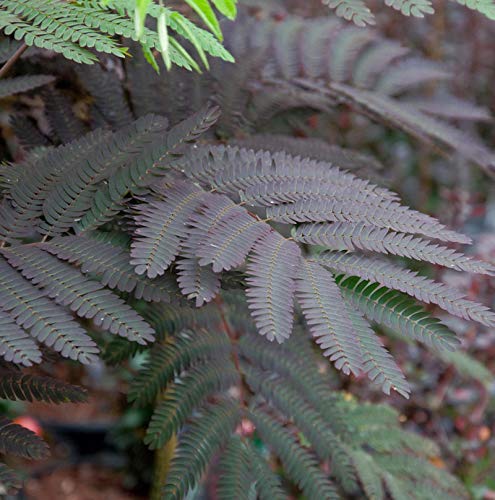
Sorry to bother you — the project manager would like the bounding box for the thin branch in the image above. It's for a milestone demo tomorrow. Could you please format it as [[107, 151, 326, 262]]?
[[0, 43, 28, 79], [150, 425, 177, 499]]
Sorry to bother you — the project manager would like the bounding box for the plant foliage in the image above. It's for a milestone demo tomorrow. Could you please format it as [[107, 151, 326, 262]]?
[[322, 0, 495, 27], [0, 4, 493, 497], [0, 0, 235, 69]]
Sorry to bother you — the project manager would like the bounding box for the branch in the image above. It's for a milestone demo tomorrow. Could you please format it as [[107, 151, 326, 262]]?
[[0, 43, 28, 79]]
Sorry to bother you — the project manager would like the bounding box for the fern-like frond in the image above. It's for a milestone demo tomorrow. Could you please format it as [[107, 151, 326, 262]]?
[[329, 27, 378, 83], [384, 324, 495, 385], [10, 115, 51, 149], [0, 417, 49, 459], [317, 81, 495, 177], [296, 260, 363, 375], [43, 89, 86, 144], [243, 363, 359, 493], [172, 195, 227, 303], [0, 75, 54, 98], [0, 10, 98, 64], [142, 302, 222, 340], [217, 436, 255, 500], [196, 14, 491, 165], [186, 194, 237, 250], [404, 94, 492, 122], [376, 58, 449, 96], [75, 64, 133, 130], [239, 332, 340, 416], [356, 425, 439, 456], [322, 0, 376, 27], [212, 14, 495, 176], [0, 160, 24, 193], [241, 332, 462, 493], [184, 144, 397, 201], [177, 236, 221, 306], [128, 328, 231, 406], [163, 398, 240, 500], [0, 309, 41, 366], [41, 234, 176, 303], [383, 0, 435, 18], [316, 251, 495, 326], [1, 128, 112, 243], [163, 7, 235, 63], [352, 40, 410, 88], [40, 114, 169, 235], [131, 182, 206, 278], [249, 407, 340, 500], [343, 296, 411, 397], [168, 103, 222, 145], [267, 196, 466, 243], [0, 257, 99, 363], [194, 198, 272, 273], [352, 450, 386, 500], [231, 134, 385, 176], [449, 0, 495, 19], [0, 371, 87, 403], [241, 179, 393, 208], [144, 361, 239, 449], [336, 274, 460, 351], [295, 222, 494, 275], [243, 439, 287, 500], [246, 232, 301, 343], [98, 0, 235, 63], [3, 246, 155, 344], [323, 0, 492, 28], [99, 336, 145, 366], [76, 105, 220, 233], [438, 349, 494, 385], [375, 454, 467, 498], [0, 0, 127, 63], [344, 398, 401, 429], [65, 0, 199, 70], [0, 33, 491, 498]]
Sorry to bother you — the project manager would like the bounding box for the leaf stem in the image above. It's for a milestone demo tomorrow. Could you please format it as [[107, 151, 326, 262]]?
[[150, 433, 177, 499], [0, 43, 28, 79]]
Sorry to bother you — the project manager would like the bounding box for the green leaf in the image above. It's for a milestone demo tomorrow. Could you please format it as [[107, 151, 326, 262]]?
[[212, 0, 237, 20], [170, 11, 208, 70], [141, 43, 160, 73], [184, 0, 223, 40], [134, 0, 152, 40], [157, 5, 172, 71], [169, 34, 202, 73]]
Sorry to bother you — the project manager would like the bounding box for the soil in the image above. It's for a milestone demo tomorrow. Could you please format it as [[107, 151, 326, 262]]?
[[24, 463, 144, 500]]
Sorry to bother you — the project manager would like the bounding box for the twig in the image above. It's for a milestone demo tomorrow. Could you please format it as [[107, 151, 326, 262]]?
[[150, 433, 177, 499], [0, 43, 28, 79]]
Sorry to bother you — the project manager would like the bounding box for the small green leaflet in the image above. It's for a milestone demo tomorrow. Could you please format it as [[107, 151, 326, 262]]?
[[135, 0, 152, 39], [142, 44, 160, 73], [158, 3, 171, 70], [212, 0, 237, 20], [184, 0, 222, 40], [169, 36, 202, 72], [170, 11, 209, 70]]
